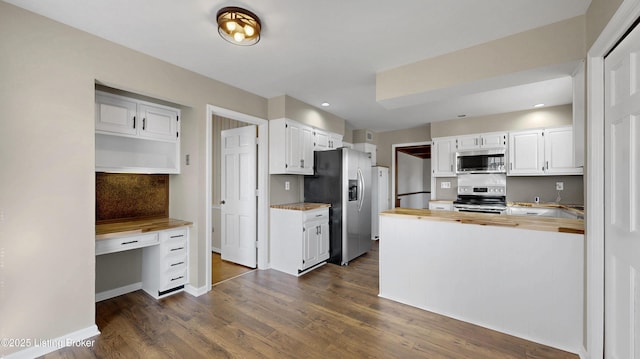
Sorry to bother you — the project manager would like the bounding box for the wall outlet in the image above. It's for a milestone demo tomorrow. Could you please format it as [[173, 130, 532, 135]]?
[[556, 182, 564, 191], [441, 181, 451, 189], [285, 181, 290, 191]]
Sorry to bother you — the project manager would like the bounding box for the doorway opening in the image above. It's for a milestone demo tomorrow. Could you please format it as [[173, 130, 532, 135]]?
[[392, 143, 432, 208], [205, 105, 268, 292]]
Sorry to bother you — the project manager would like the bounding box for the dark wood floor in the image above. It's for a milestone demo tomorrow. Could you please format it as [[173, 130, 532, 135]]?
[[43, 241, 577, 358]]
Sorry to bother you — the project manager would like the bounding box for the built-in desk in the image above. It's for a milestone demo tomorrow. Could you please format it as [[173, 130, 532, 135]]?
[[95, 218, 192, 301]]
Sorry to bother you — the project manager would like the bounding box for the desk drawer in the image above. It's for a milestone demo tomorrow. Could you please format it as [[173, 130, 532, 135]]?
[[160, 267, 187, 291], [96, 233, 159, 255]]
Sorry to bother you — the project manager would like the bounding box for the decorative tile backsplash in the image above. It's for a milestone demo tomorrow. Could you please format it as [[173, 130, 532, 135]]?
[[96, 173, 169, 222]]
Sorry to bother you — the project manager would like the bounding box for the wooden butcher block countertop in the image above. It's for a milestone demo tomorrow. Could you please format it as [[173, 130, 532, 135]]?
[[270, 202, 331, 211], [380, 208, 584, 234], [96, 217, 193, 240]]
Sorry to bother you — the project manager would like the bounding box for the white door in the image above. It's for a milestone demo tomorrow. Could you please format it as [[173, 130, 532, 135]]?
[[221, 125, 257, 268], [604, 22, 640, 359]]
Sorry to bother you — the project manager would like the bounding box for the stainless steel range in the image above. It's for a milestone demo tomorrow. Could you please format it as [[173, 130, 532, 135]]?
[[453, 173, 507, 214]]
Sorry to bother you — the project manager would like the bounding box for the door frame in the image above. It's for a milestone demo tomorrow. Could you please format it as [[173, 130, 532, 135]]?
[[586, 0, 640, 357], [391, 141, 432, 209], [205, 105, 269, 292]]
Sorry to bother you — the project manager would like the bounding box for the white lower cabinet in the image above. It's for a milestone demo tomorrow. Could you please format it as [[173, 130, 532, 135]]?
[[270, 206, 330, 276], [142, 228, 189, 299], [95, 226, 189, 300]]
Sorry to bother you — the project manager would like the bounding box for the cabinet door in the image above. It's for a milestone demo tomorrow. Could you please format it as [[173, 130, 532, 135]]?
[[138, 104, 179, 141], [300, 126, 315, 174], [329, 133, 343, 149], [314, 130, 330, 151], [456, 135, 479, 150], [285, 122, 303, 173], [544, 127, 582, 175], [95, 94, 138, 135], [302, 222, 321, 270], [481, 132, 507, 148], [432, 137, 456, 177], [318, 222, 330, 260], [508, 130, 544, 175]]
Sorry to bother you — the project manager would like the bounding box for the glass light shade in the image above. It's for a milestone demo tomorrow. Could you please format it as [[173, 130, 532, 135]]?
[[216, 7, 261, 46]]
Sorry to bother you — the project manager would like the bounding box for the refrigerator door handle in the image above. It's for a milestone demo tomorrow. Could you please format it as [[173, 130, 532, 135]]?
[[357, 167, 365, 212]]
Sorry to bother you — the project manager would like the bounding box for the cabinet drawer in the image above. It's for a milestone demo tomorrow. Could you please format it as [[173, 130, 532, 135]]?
[[162, 255, 187, 272], [160, 268, 187, 291], [161, 230, 187, 256], [96, 233, 159, 255], [302, 209, 328, 223]]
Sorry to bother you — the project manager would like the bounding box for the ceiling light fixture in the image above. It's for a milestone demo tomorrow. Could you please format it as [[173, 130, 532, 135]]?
[[321, 102, 330, 107], [216, 7, 261, 46], [533, 103, 545, 108]]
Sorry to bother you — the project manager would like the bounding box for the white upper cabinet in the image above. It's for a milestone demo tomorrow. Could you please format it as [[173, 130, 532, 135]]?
[[432, 136, 456, 177], [137, 104, 179, 141], [508, 129, 545, 175], [95, 91, 181, 174], [96, 91, 179, 142], [95, 94, 138, 136], [508, 126, 582, 176], [314, 129, 343, 151], [269, 118, 315, 175], [544, 126, 583, 175], [353, 142, 376, 166], [456, 132, 507, 151]]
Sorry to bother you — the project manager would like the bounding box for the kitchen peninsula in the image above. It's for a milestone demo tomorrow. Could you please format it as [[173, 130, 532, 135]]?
[[379, 209, 584, 355]]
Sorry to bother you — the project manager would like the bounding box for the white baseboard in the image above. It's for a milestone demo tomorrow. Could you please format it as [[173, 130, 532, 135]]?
[[4, 325, 100, 359], [185, 284, 209, 297], [95, 282, 142, 302], [211, 246, 221, 253]]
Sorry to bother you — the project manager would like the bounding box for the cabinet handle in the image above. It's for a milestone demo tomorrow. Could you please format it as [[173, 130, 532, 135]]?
[[170, 234, 184, 238], [300, 159, 304, 168], [121, 240, 138, 245], [546, 161, 549, 170], [510, 163, 513, 171], [133, 116, 136, 129], [170, 276, 184, 282], [170, 247, 185, 252], [142, 118, 146, 130], [170, 261, 185, 267]]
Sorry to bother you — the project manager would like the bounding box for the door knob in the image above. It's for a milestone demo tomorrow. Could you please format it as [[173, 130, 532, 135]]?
[[220, 200, 225, 205]]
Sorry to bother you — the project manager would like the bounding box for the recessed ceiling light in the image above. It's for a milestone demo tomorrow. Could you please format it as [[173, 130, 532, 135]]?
[[321, 102, 330, 107], [533, 103, 545, 108], [457, 114, 466, 118]]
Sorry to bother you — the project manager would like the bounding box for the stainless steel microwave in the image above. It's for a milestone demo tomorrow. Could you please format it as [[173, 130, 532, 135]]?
[[456, 149, 506, 174]]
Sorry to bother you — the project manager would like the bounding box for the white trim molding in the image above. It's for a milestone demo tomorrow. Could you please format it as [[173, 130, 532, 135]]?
[[585, 0, 640, 358], [184, 284, 209, 297], [205, 105, 269, 294], [4, 325, 100, 359], [391, 141, 432, 209], [95, 282, 142, 302]]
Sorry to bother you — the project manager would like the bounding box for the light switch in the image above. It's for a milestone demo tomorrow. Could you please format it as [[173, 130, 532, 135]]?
[[441, 181, 451, 189], [556, 182, 564, 191]]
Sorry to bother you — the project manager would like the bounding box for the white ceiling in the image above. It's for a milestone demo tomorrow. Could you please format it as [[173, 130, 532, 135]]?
[[5, 0, 592, 132]]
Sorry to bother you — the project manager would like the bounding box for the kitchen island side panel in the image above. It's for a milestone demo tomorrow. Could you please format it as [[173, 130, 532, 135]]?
[[379, 215, 583, 355]]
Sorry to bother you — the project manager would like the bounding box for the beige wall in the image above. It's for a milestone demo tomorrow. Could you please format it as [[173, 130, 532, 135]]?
[[586, 0, 625, 49], [377, 124, 431, 168], [377, 16, 586, 106], [431, 104, 573, 138], [0, 2, 267, 354], [268, 95, 346, 135]]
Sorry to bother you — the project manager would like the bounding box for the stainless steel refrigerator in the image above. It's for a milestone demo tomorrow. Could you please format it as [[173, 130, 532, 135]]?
[[304, 148, 371, 265]]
